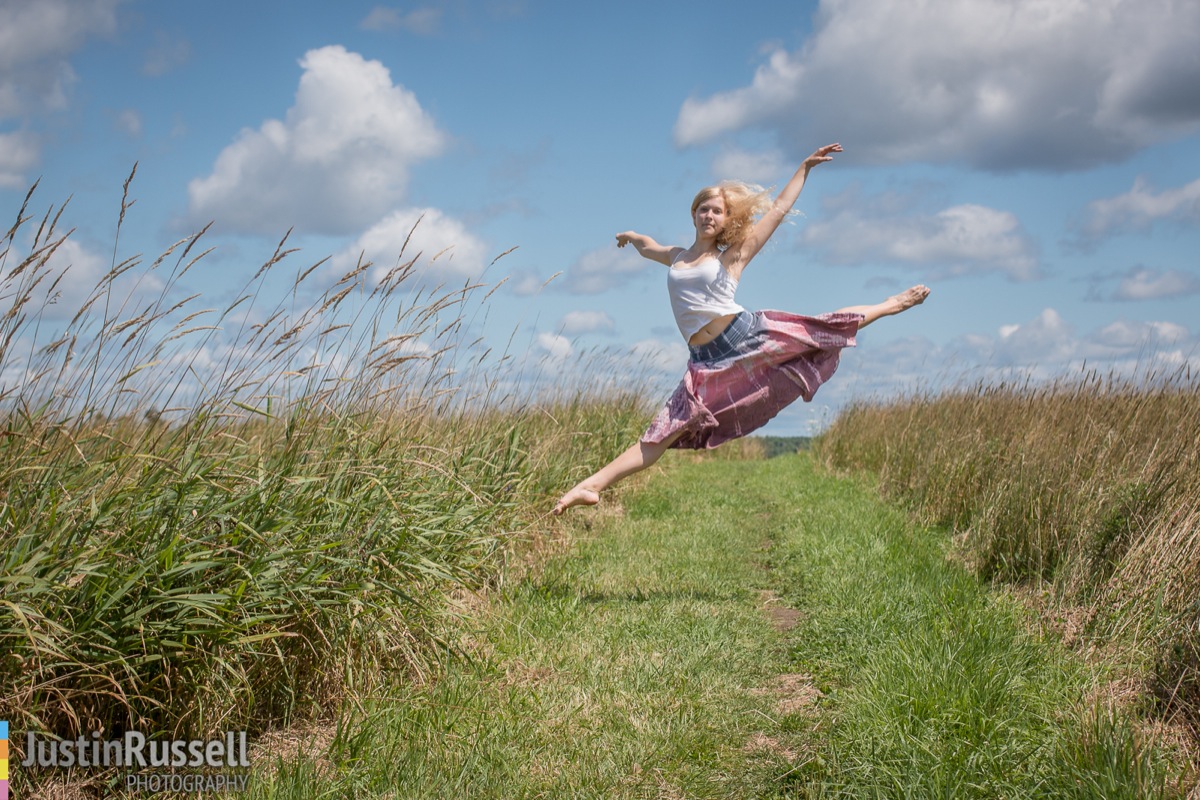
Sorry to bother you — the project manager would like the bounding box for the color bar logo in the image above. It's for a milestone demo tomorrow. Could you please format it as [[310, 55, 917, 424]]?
[[2, 720, 9, 800]]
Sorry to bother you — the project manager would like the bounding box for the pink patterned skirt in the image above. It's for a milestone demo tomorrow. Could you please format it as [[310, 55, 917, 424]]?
[[641, 310, 863, 450]]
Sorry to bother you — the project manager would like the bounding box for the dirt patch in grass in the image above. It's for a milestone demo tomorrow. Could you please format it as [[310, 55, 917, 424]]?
[[757, 589, 805, 632], [252, 721, 337, 778], [753, 672, 824, 718], [743, 732, 798, 761]]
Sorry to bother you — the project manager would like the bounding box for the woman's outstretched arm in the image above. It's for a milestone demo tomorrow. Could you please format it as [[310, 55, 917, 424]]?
[[616, 231, 681, 266], [728, 143, 843, 271]]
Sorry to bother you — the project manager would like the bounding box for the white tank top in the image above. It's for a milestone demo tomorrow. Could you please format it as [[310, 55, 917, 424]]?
[[667, 254, 745, 339]]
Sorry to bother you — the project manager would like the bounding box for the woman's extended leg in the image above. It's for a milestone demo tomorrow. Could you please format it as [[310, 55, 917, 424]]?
[[837, 285, 930, 329], [552, 430, 684, 515]]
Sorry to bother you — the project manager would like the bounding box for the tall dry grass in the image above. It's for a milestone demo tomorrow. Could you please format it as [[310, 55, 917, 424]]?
[[817, 368, 1200, 736], [0, 171, 652, 744]]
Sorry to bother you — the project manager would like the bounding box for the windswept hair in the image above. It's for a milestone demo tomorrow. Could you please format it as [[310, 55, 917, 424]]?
[[691, 181, 774, 250]]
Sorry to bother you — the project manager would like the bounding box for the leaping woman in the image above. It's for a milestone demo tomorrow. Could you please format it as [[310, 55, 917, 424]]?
[[553, 143, 929, 515]]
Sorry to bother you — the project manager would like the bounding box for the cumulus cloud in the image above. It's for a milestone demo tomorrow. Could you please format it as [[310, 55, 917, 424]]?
[[1091, 266, 1200, 302], [113, 108, 142, 138], [535, 332, 573, 360], [0, 130, 39, 188], [674, 0, 1200, 172], [360, 6, 441, 35], [330, 207, 489, 287], [1088, 319, 1190, 353], [499, 333, 688, 407], [826, 333, 941, 404], [20, 237, 109, 319], [800, 189, 1039, 280], [1079, 176, 1200, 240], [941, 308, 1198, 380], [187, 45, 446, 235], [548, 337, 687, 395], [2, 234, 164, 322], [559, 246, 654, 294], [990, 308, 1076, 366], [558, 310, 615, 336], [626, 337, 689, 375], [0, 0, 121, 116], [1114, 268, 1200, 302], [711, 147, 787, 184], [0, 0, 123, 183], [506, 269, 552, 297], [143, 31, 192, 77]]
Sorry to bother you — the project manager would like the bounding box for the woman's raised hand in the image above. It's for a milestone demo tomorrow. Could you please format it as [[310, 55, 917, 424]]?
[[803, 143, 843, 169]]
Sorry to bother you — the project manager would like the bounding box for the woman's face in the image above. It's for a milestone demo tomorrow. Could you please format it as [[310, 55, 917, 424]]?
[[693, 193, 727, 238]]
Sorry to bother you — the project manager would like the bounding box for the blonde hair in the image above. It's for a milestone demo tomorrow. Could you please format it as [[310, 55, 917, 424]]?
[[691, 181, 773, 249]]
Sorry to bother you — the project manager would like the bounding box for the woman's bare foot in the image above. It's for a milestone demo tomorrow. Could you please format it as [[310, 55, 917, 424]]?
[[553, 486, 600, 516], [549, 484, 600, 515], [890, 285, 930, 313]]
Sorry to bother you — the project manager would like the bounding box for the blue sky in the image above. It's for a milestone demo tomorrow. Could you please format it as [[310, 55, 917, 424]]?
[[2, 0, 1199, 434]]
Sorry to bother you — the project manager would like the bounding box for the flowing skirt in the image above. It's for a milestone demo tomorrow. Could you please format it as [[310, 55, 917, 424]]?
[[641, 309, 863, 450]]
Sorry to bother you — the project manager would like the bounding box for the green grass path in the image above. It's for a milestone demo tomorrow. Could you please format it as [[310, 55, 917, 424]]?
[[251, 454, 1184, 798]]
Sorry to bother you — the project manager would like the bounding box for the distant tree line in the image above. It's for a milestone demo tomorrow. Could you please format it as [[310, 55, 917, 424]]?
[[755, 437, 812, 458]]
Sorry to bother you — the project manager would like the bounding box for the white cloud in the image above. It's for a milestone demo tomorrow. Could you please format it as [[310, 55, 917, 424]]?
[[711, 147, 787, 184], [558, 310, 615, 336], [560, 246, 654, 294], [187, 45, 446, 235], [360, 6, 441, 35], [507, 269, 550, 297], [521, 336, 687, 401], [492, 333, 688, 408], [1, 233, 166, 323], [0, 0, 124, 183], [627, 338, 688, 375], [143, 31, 192, 77], [1087, 319, 1190, 354], [940, 308, 1199, 379], [1080, 176, 1200, 240], [830, 333, 941, 403], [1, 236, 108, 321], [674, 0, 1200, 172], [535, 332, 572, 360], [0, 0, 119, 70], [330, 207, 489, 288], [801, 190, 1039, 280], [0, 0, 121, 115], [1111, 267, 1200, 302], [0, 130, 39, 188], [990, 308, 1076, 366], [763, 309, 1200, 428], [114, 108, 142, 138]]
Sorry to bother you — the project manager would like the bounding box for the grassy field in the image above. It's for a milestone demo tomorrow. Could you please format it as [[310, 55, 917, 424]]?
[[0, 179, 652, 796], [817, 371, 1200, 748], [5, 179, 1195, 796], [241, 453, 1190, 798]]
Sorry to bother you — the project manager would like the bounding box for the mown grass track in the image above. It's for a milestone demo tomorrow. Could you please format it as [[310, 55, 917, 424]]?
[[249, 453, 1190, 799]]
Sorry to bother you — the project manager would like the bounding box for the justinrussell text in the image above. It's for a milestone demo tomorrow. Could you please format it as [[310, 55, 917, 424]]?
[[21, 731, 249, 769]]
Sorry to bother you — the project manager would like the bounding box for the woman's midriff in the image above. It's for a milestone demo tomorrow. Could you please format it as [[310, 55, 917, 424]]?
[[688, 313, 740, 347]]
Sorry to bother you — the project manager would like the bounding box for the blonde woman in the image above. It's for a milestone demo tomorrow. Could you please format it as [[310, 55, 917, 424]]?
[[553, 143, 929, 515]]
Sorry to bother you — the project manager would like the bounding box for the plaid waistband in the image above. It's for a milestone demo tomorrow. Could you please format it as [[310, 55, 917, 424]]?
[[688, 311, 757, 364]]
